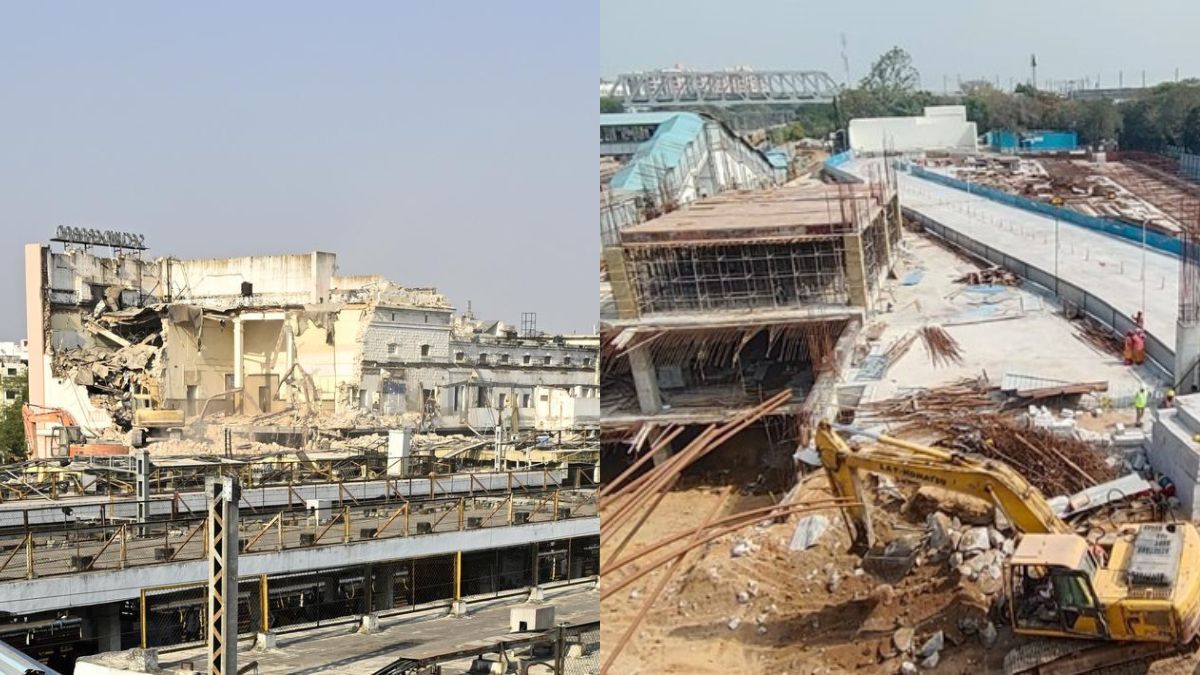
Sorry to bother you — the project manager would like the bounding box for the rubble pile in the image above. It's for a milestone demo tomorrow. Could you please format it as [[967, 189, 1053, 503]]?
[[953, 267, 1018, 286]]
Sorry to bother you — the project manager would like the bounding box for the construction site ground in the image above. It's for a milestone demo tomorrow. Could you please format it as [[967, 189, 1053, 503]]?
[[857, 233, 1158, 407], [600, 426, 1026, 675], [602, 231, 1186, 674]]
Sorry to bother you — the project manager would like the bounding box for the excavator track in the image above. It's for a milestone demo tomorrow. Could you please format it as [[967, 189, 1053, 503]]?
[[1004, 638, 1180, 675]]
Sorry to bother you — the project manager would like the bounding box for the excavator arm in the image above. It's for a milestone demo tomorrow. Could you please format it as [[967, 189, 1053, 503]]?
[[21, 404, 80, 456], [815, 421, 1072, 552]]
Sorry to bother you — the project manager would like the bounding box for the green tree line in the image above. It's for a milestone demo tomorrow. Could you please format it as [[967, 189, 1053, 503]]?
[[603, 47, 1200, 153]]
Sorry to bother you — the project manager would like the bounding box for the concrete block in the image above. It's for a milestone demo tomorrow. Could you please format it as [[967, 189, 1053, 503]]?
[[1177, 395, 1200, 433], [359, 614, 380, 633], [526, 586, 544, 603], [306, 498, 332, 524], [254, 632, 276, 650], [510, 604, 555, 632], [450, 599, 469, 617], [470, 658, 505, 674]]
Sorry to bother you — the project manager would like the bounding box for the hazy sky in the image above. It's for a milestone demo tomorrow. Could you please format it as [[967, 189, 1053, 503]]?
[[602, 0, 1200, 91], [0, 2, 597, 338]]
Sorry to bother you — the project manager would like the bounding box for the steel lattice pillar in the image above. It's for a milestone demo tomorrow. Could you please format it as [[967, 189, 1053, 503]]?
[[207, 476, 240, 675]]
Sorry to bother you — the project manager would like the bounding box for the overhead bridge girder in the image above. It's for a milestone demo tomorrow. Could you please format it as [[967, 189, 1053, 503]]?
[[614, 70, 839, 108]]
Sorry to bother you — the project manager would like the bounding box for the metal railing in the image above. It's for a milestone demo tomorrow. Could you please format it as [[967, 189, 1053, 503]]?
[[0, 487, 598, 582]]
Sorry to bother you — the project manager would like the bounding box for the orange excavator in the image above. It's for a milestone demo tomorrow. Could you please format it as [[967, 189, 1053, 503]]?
[[21, 404, 127, 459]]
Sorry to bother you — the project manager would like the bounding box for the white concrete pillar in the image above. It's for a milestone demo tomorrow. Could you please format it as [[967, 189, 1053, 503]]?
[[387, 429, 412, 476], [93, 602, 123, 653], [1177, 321, 1200, 392], [284, 324, 295, 375], [233, 318, 244, 389], [627, 346, 661, 414]]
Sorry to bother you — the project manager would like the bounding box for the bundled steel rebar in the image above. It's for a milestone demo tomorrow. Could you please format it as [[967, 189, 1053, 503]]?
[[920, 325, 964, 367]]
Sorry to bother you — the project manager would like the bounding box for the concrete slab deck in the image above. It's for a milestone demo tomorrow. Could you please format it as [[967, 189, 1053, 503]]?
[[846, 157, 1180, 349]]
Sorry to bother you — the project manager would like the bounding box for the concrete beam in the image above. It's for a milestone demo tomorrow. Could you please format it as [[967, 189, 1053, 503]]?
[[0, 517, 598, 615]]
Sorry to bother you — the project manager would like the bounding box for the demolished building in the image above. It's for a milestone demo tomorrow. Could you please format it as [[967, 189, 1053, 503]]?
[[23, 242, 598, 457]]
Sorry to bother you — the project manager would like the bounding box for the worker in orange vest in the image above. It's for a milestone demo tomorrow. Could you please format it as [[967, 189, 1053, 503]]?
[[1132, 329, 1146, 365], [1123, 331, 1135, 365]]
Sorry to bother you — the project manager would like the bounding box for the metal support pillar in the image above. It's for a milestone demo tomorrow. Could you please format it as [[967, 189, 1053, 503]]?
[[135, 448, 151, 533], [207, 475, 240, 675], [493, 424, 505, 471]]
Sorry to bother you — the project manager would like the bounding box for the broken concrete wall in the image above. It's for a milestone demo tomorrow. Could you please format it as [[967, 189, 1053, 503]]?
[[534, 385, 600, 431], [291, 306, 366, 413], [165, 251, 336, 307], [161, 312, 235, 413], [48, 249, 157, 309]]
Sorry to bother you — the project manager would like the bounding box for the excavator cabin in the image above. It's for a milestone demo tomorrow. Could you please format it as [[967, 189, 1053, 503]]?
[[1008, 534, 1108, 639]]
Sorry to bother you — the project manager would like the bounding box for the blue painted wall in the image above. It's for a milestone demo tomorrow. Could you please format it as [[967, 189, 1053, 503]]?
[[987, 129, 1077, 152], [906, 163, 1179, 256]]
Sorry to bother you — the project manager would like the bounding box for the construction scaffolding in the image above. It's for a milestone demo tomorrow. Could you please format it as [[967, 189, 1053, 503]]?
[[625, 240, 850, 314], [614, 171, 899, 317]]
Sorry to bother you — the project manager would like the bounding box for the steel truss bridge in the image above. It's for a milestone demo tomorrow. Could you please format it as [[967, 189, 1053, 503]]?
[[613, 70, 839, 108]]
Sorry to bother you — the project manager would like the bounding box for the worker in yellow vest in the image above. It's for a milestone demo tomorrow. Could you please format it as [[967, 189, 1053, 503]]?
[[1134, 387, 1149, 426]]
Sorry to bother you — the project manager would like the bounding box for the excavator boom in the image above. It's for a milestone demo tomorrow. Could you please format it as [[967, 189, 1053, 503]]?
[[814, 421, 1071, 551]]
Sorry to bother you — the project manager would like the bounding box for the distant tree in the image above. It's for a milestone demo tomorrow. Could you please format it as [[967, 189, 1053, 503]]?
[[1119, 100, 1164, 150], [0, 372, 27, 462], [600, 96, 624, 114], [1074, 99, 1122, 147], [859, 46, 921, 115], [1183, 107, 1200, 152]]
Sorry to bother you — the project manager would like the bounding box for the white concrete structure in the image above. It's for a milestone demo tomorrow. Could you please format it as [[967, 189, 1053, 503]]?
[[848, 106, 978, 155], [1149, 395, 1200, 519]]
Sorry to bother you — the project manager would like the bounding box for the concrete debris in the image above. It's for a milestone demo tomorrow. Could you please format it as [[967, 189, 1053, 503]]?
[[979, 621, 998, 648], [789, 514, 830, 551], [899, 661, 919, 675], [730, 541, 752, 558], [925, 512, 953, 550], [987, 527, 1005, 548], [893, 627, 915, 653], [727, 617, 742, 631], [735, 591, 751, 604], [826, 571, 842, 593], [917, 631, 943, 659], [920, 651, 940, 669], [958, 527, 990, 554]]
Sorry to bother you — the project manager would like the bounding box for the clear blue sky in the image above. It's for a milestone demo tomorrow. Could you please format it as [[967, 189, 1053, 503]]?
[[0, 2, 597, 336], [602, 0, 1200, 90]]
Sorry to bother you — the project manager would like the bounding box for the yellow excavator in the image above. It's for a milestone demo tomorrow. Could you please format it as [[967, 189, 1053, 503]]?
[[815, 421, 1200, 674]]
